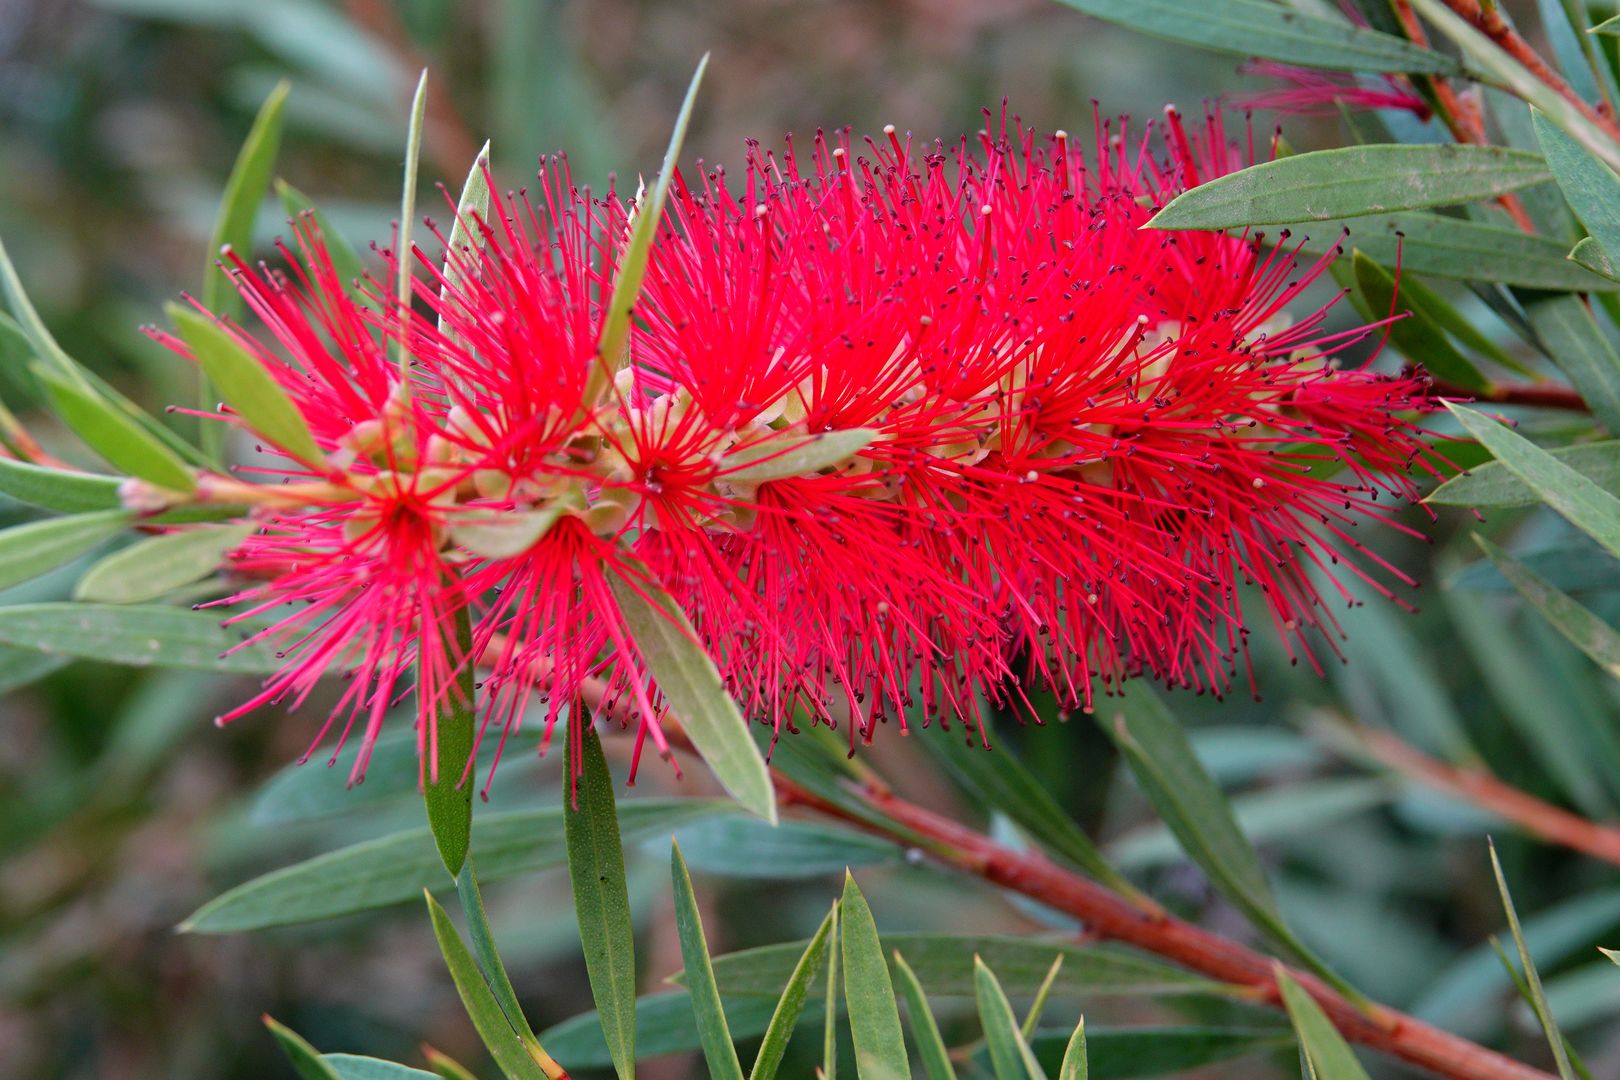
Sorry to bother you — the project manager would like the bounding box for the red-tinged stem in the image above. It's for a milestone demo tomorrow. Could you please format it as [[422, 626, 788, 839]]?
[[1345, 724, 1620, 867], [1425, 379, 1590, 412]]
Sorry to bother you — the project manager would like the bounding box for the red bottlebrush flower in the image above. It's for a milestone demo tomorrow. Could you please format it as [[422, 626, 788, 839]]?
[[166, 108, 1441, 787], [1233, 61, 1432, 120]]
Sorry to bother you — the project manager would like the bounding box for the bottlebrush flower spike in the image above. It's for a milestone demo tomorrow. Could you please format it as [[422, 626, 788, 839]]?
[[1233, 61, 1432, 120], [160, 107, 1442, 789]]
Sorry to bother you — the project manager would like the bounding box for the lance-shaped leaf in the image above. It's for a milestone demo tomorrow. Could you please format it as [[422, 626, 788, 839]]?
[[423, 891, 552, 1080], [449, 504, 567, 560], [0, 510, 129, 591], [1534, 107, 1620, 260], [823, 896, 841, 1080], [34, 366, 196, 495], [1448, 403, 1620, 561], [1052, 0, 1457, 73], [1351, 252, 1487, 388], [0, 603, 280, 673], [1571, 237, 1620, 282], [396, 69, 429, 377], [1430, 441, 1620, 507], [277, 181, 368, 296], [724, 428, 880, 483], [264, 1016, 344, 1080], [751, 901, 837, 1080], [0, 457, 122, 513], [1031, 1026, 1290, 1078], [1476, 535, 1620, 681], [974, 958, 1045, 1080], [541, 992, 815, 1070], [1102, 690, 1357, 999], [423, 605, 477, 876], [671, 840, 746, 1080], [324, 1056, 439, 1079], [455, 861, 551, 1068], [608, 565, 775, 824], [1491, 841, 1580, 1080], [565, 724, 638, 1080], [1275, 968, 1372, 1080], [892, 950, 957, 1080], [441, 140, 494, 338], [1057, 1018, 1087, 1080], [1524, 295, 1620, 436], [170, 305, 324, 464], [840, 873, 910, 1080], [589, 56, 707, 406], [204, 81, 289, 313], [1149, 145, 1550, 230], [74, 523, 253, 604]]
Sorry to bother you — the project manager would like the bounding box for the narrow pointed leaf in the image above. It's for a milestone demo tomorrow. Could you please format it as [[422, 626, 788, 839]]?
[[1570, 237, 1620, 281], [608, 567, 775, 823], [1429, 441, 1620, 507], [892, 950, 957, 1080], [1021, 955, 1064, 1039], [264, 1016, 344, 1080], [565, 724, 638, 1080], [1447, 403, 1620, 561], [0, 233, 86, 381], [422, 1047, 480, 1080], [35, 366, 196, 494], [277, 180, 367, 295], [0, 603, 281, 673], [323, 1056, 439, 1080], [1476, 536, 1620, 681], [1275, 968, 1372, 1079], [424, 605, 476, 876], [204, 81, 289, 312], [1149, 145, 1549, 230], [974, 957, 1046, 1080], [170, 305, 323, 464], [1534, 108, 1620, 264], [1057, 1018, 1087, 1080], [1351, 252, 1486, 388], [74, 523, 252, 604], [824, 898, 841, 1080], [670, 841, 746, 1080], [396, 69, 429, 375], [1524, 296, 1620, 436], [0, 510, 129, 591], [449, 505, 565, 560], [724, 428, 879, 483], [423, 891, 550, 1080], [1051, 0, 1457, 73], [540, 992, 815, 1069], [840, 873, 910, 1080], [0, 457, 121, 513], [455, 861, 547, 1064], [441, 140, 493, 338], [1491, 842, 1580, 1080], [750, 902, 836, 1080]]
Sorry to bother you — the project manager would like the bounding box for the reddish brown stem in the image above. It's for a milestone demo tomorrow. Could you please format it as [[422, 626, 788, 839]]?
[[1347, 724, 1620, 867], [1426, 379, 1590, 412]]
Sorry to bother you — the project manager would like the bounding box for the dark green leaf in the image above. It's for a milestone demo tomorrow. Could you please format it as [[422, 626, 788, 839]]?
[[0, 457, 121, 513], [540, 992, 801, 1070], [1570, 237, 1620, 281], [892, 950, 957, 1080], [565, 724, 638, 1080], [264, 1016, 344, 1080], [203, 80, 289, 313], [1490, 842, 1579, 1080], [1533, 108, 1620, 266], [423, 606, 476, 876], [1429, 441, 1620, 507], [975, 957, 1044, 1080], [1150, 146, 1548, 229], [73, 523, 251, 604], [0, 647, 68, 695], [662, 815, 898, 879], [840, 873, 910, 1080], [1029, 1026, 1292, 1079], [182, 799, 730, 932], [1524, 296, 1620, 435], [0, 602, 280, 673], [277, 181, 368, 295], [424, 891, 550, 1080], [35, 365, 196, 494], [455, 860, 548, 1066], [1351, 252, 1487, 387], [0, 510, 129, 591], [750, 902, 836, 1080], [1275, 968, 1372, 1079], [323, 1056, 439, 1080], [608, 566, 774, 823], [670, 841, 746, 1080], [1052, 0, 1457, 73], [1476, 536, 1620, 680]]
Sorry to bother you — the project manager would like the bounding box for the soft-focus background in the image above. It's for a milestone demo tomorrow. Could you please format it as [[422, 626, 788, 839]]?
[[3, 1, 1617, 1078]]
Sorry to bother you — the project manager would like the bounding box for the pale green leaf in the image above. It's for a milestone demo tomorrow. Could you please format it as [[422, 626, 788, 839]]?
[[670, 840, 746, 1080], [1276, 968, 1372, 1080], [1534, 108, 1620, 263], [1476, 535, 1620, 681], [840, 873, 911, 1080], [1490, 841, 1579, 1080], [0, 510, 129, 591], [449, 505, 566, 560], [454, 861, 549, 1065], [1057, 1018, 1087, 1080], [264, 1016, 344, 1080], [74, 523, 252, 604], [203, 80, 289, 313], [1524, 296, 1620, 435], [0, 602, 281, 673], [396, 69, 429, 375], [750, 902, 836, 1080], [1570, 237, 1620, 282], [0, 457, 121, 513], [1429, 441, 1620, 507], [975, 957, 1045, 1080], [424, 891, 550, 1080], [892, 950, 957, 1080], [277, 180, 368, 294], [440, 140, 493, 339], [323, 1055, 439, 1080], [34, 365, 196, 494], [724, 428, 880, 483]]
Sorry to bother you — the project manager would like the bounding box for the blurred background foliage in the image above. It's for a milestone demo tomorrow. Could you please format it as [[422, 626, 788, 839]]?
[[2, 1, 1616, 1078]]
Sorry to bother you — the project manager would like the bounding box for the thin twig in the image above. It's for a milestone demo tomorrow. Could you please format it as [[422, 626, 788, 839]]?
[[1425, 379, 1590, 412]]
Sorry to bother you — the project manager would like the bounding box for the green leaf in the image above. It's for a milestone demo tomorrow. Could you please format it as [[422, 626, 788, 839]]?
[[840, 873, 911, 1080], [565, 724, 638, 1080], [0, 510, 129, 591], [277, 180, 368, 295], [1534, 107, 1620, 261], [1490, 841, 1579, 1080], [264, 1016, 345, 1080], [700, 934, 1225, 999], [1149, 146, 1549, 230], [423, 605, 476, 876], [440, 140, 493, 339], [203, 80, 289, 313], [424, 891, 551, 1080], [1476, 536, 1620, 681], [670, 840, 747, 1080], [73, 523, 252, 604], [1275, 968, 1372, 1080], [169, 304, 324, 464], [590, 56, 707, 402], [1524, 295, 1620, 435], [1447, 403, 1620, 560], [724, 429, 880, 483], [1022, 955, 1064, 1039], [0, 457, 121, 513], [541, 992, 807, 1070], [975, 957, 1045, 1080], [750, 901, 836, 1080], [34, 365, 196, 494], [323, 1055, 439, 1080], [1570, 237, 1620, 282], [892, 950, 958, 1080], [607, 566, 775, 823], [0, 603, 281, 673], [396, 69, 429, 375], [449, 505, 567, 560], [1051, 0, 1457, 73], [182, 799, 730, 932], [0, 647, 68, 695], [1102, 689, 1355, 998], [1350, 253, 1487, 387], [921, 720, 1138, 897], [1057, 1019, 1087, 1080], [824, 898, 841, 1080], [454, 860, 548, 1064], [661, 815, 897, 878], [1429, 441, 1620, 507], [1028, 1026, 1292, 1078]]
